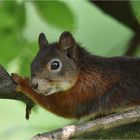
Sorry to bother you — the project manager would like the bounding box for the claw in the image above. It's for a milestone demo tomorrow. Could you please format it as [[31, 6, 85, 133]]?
[[12, 73, 25, 86]]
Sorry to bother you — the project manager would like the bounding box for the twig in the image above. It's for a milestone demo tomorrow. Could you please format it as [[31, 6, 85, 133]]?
[[32, 106, 140, 140], [0, 65, 35, 119]]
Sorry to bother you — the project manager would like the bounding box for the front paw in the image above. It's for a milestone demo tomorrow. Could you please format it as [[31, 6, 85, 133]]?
[[12, 73, 30, 93], [12, 73, 24, 85]]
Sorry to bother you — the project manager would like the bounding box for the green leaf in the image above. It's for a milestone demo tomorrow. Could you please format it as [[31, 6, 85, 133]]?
[[0, 32, 23, 65], [34, 1, 75, 31], [131, 1, 140, 24], [19, 42, 38, 75], [0, 1, 26, 69], [0, 1, 26, 29]]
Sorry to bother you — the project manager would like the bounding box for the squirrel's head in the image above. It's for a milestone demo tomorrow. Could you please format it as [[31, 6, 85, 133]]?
[[31, 31, 79, 95]]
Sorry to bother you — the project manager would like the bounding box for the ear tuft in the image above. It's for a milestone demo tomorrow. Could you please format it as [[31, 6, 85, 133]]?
[[38, 33, 48, 49], [59, 31, 75, 50]]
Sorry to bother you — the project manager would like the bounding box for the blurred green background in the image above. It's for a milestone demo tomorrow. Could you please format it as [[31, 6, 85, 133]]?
[[0, 1, 140, 139]]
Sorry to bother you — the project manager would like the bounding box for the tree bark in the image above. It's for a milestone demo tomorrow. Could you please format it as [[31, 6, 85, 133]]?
[[0, 65, 35, 119], [32, 106, 140, 140]]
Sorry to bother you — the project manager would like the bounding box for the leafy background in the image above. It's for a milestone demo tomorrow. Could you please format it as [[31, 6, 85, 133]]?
[[0, 1, 140, 139]]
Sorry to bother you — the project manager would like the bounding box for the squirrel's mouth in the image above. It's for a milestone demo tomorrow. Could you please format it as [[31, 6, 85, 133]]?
[[36, 82, 72, 96], [33, 84, 67, 96], [31, 78, 74, 96]]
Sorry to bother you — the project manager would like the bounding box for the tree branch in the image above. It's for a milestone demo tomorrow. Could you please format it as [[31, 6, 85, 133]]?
[[32, 106, 140, 140], [0, 64, 140, 139], [0, 64, 35, 119]]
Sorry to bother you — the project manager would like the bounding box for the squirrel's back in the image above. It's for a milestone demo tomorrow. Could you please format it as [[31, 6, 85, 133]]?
[[25, 31, 140, 119]]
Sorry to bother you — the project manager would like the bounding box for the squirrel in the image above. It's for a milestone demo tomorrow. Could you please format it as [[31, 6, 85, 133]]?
[[12, 31, 140, 120]]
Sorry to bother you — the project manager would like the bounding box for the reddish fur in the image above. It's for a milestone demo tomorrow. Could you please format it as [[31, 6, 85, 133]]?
[[13, 69, 118, 118], [12, 31, 140, 120]]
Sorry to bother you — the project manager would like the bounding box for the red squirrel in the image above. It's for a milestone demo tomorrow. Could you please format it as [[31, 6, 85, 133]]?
[[13, 31, 140, 119]]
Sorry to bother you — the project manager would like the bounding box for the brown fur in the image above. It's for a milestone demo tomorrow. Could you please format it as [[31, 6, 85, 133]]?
[[13, 68, 119, 119], [13, 32, 140, 120]]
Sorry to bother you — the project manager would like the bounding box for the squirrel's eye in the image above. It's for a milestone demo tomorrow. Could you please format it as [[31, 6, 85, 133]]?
[[51, 60, 61, 70]]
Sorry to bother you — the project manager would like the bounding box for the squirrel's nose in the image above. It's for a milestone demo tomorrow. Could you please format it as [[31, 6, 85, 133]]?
[[31, 81, 38, 89]]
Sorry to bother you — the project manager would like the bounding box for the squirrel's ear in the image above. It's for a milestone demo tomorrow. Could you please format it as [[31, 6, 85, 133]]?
[[59, 31, 76, 50], [38, 33, 48, 49], [59, 31, 77, 59]]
